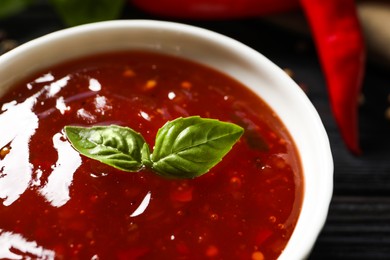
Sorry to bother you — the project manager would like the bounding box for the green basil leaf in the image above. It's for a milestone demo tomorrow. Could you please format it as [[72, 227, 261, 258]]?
[[151, 116, 244, 178], [64, 125, 150, 172], [50, 0, 125, 26]]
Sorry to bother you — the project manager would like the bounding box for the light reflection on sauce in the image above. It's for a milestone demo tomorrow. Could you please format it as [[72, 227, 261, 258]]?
[[130, 191, 152, 217], [94, 95, 111, 115], [0, 229, 55, 260], [76, 108, 97, 123], [0, 75, 86, 207], [139, 111, 151, 121], [88, 78, 101, 92], [0, 95, 39, 206], [55, 96, 70, 115], [44, 75, 70, 98], [39, 132, 81, 207], [34, 73, 55, 84]]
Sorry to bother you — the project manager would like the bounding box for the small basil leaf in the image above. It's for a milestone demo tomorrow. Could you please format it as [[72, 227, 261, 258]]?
[[64, 125, 150, 172], [151, 116, 244, 178]]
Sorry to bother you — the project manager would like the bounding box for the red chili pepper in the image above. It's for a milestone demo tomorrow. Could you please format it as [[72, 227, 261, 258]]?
[[131, 0, 366, 154], [300, 0, 365, 154]]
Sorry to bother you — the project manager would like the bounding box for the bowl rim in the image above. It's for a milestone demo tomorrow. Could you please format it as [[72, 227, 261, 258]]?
[[0, 19, 334, 259]]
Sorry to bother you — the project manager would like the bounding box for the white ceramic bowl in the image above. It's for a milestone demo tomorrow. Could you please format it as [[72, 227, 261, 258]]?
[[0, 20, 333, 259]]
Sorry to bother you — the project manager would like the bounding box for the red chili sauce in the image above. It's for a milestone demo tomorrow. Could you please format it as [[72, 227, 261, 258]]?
[[0, 51, 303, 259]]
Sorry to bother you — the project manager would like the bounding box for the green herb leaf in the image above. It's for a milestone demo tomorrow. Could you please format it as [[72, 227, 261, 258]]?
[[64, 117, 244, 179], [64, 125, 150, 172], [151, 116, 244, 178], [50, 0, 125, 27]]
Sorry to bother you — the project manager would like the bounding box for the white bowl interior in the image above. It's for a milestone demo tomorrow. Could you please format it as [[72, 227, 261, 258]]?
[[0, 20, 333, 259]]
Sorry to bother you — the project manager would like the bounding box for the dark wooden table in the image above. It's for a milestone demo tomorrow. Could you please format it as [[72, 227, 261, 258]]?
[[1, 2, 390, 259]]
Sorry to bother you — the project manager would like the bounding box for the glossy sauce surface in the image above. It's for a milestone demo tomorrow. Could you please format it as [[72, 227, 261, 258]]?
[[0, 51, 303, 259]]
